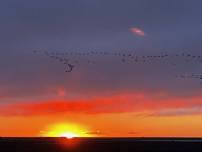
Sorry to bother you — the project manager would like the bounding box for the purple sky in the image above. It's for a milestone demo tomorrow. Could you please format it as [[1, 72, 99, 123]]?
[[1, 0, 202, 103]]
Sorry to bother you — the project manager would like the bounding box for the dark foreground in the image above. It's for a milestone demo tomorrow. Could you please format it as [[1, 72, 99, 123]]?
[[1, 137, 202, 152]]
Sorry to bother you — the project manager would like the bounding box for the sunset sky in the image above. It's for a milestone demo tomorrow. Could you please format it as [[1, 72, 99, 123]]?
[[1, 0, 202, 137]]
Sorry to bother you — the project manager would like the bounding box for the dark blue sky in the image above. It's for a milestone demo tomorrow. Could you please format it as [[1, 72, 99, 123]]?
[[1, 0, 202, 103]]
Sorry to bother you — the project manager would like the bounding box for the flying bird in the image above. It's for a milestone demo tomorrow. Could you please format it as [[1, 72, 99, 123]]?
[[66, 64, 74, 72], [33, 50, 202, 85]]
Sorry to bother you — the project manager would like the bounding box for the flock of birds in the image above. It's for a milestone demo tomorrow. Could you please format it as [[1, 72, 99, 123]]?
[[33, 50, 202, 84]]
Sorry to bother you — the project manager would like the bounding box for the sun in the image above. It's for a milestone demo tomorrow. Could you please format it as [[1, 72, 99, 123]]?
[[59, 132, 78, 139], [41, 123, 91, 139]]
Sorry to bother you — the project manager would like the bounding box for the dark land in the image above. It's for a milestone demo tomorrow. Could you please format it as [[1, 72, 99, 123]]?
[[1, 137, 202, 152]]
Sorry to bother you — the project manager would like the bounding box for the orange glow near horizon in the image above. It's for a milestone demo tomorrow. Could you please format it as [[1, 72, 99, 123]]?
[[1, 112, 202, 137], [1, 92, 202, 137]]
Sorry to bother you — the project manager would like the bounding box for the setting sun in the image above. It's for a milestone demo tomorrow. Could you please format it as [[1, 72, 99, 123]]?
[[60, 132, 78, 139], [40, 123, 91, 138]]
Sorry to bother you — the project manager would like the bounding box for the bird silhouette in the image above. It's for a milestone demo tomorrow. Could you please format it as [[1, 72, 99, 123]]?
[[65, 64, 74, 72], [33, 50, 202, 84]]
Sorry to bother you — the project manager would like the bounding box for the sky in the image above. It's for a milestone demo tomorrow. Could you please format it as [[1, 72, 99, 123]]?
[[1, 0, 202, 137]]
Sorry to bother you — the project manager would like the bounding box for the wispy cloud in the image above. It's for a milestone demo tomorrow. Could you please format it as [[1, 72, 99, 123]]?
[[1, 92, 202, 116], [146, 107, 202, 117], [130, 27, 145, 36]]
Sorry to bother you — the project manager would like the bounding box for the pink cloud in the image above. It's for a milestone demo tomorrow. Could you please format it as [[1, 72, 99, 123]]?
[[130, 27, 145, 36]]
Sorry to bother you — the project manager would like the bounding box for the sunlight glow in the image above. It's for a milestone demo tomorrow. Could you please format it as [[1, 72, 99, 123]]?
[[41, 123, 91, 138], [60, 132, 78, 139]]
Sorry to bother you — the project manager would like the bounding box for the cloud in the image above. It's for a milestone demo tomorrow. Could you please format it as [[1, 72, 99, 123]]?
[[127, 131, 139, 135], [145, 107, 202, 117], [84, 130, 104, 136], [130, 27, 145, 36], [1, 92, 202, 116]]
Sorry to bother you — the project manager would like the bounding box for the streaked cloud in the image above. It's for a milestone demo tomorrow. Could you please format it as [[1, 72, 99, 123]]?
[[84, 130, 104, 136], [1, 92, 202, 116], [146, 107, 202, 117]]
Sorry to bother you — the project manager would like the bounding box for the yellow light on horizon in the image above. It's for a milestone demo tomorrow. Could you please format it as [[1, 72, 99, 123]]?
[[40, 123, 91, 138], [60, 132, 78, 139]]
